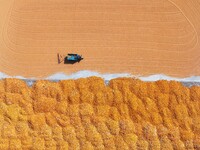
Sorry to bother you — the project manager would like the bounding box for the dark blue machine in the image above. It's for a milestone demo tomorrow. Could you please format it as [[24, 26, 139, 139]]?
[[65, 54, 83, 64]]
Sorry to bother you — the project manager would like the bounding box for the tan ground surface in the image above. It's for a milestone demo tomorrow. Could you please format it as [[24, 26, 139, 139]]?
[[0, 0, 200, 77], [0, 77, 200, 149]]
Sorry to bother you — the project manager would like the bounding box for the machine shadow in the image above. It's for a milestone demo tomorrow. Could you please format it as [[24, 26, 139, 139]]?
[[64, 57, 79, 64]]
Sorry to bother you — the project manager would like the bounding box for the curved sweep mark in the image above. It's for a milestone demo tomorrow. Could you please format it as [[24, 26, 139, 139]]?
[[167, 0, 199, 51], [167, 0, 200, 73], [3, 0, 198, 55]]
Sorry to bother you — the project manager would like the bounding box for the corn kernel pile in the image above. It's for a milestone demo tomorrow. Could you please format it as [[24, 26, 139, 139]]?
[[0, 77, 200, 149]]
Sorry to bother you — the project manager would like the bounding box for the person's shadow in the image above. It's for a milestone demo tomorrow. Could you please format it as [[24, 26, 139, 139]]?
[[57, 53, 64, 64]]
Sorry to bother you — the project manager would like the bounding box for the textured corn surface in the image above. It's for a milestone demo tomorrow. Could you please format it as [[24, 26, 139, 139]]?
[[0, 77, 200, 149]]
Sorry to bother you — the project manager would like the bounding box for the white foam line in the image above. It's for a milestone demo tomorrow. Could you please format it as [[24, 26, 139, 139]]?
[[138, 74, 200, 82], [46, 70, 133, 81], [0, 71, 200, 82]]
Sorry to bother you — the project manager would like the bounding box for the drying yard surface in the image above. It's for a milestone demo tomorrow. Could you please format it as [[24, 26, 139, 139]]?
[[0, 0, 200, 77], [0, 77, 200, 149], [1, 0, 200, 149]]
